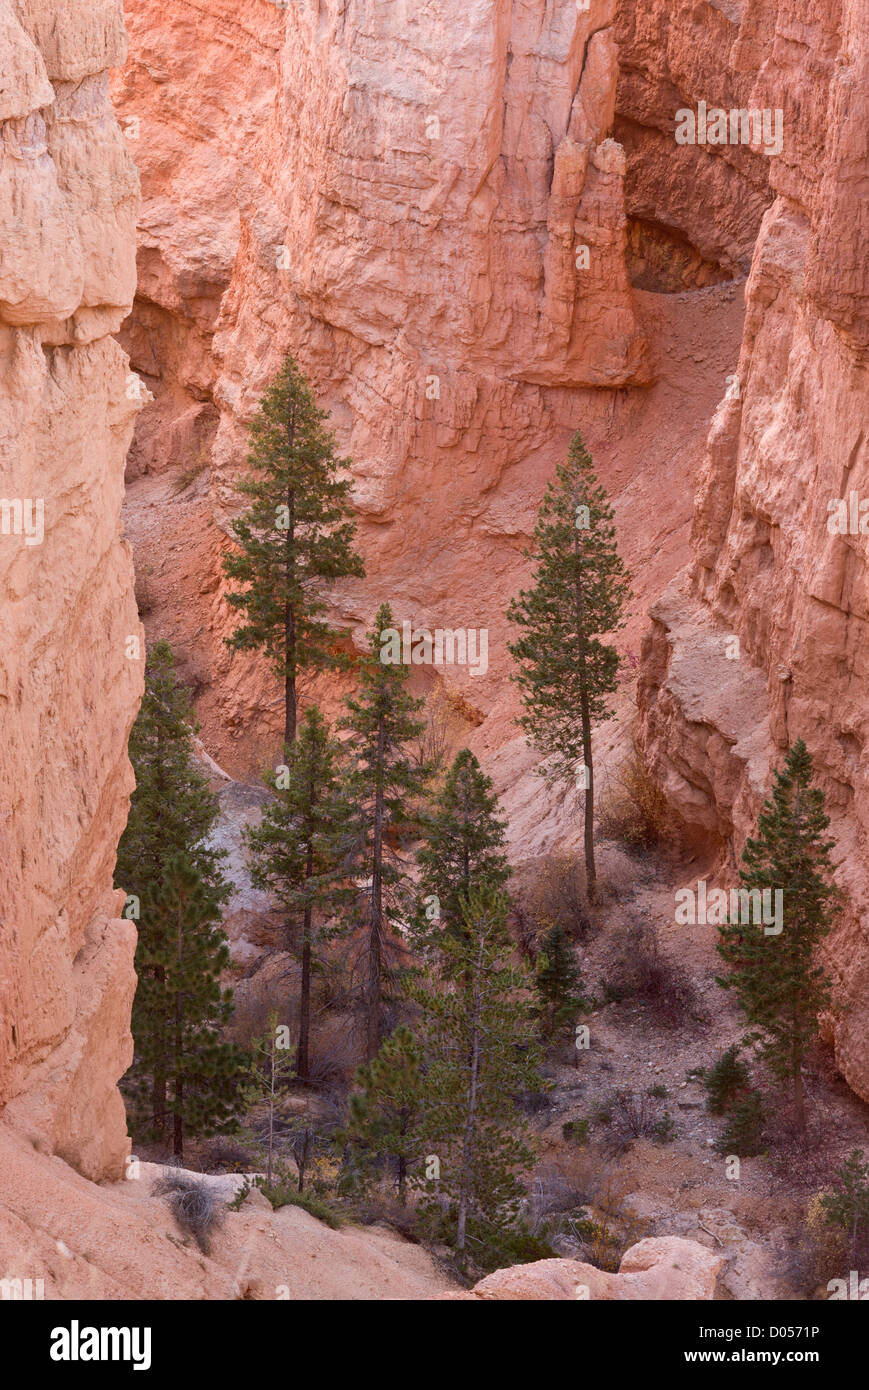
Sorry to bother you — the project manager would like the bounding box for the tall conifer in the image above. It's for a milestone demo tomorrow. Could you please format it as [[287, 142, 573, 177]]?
[[716, 739, 836, 1130], [507, 433, 630, 899], [116, 641, 247, 1158], [341, 603, 428, 1061], [222, 356, 365, 744], [245, 707, 354, 1080]]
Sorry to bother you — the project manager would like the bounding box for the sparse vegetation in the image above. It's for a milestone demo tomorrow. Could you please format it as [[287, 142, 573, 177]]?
[[603, 919, 700, 1027], [597, 738, 670, 850], [704, 1045, 751, 1115], [153, 1170, 223, 1253], [600, 1089, 677, 1155], [819, 1149, 869, 1266]]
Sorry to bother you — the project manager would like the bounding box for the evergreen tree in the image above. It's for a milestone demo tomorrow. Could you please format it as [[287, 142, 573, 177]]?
[[507, 433, 630, 900], [820, 1150, 869, 1266], [222, 355, 365, 744], [341, 603, 429, 1061], [416, 887, 540, 1270], [716, 740, 836, 1131], [344, 1025, 425, 1205], [116, 640, 247, 1159], [703, 1044, 751, 1115], [245, 1010, 295, 1183], [534, 921, 589, 1040], [153, 856, 248, 1160], [245, 707, 354, 1080], [414, 748, 510, 965], [714, 1090, 766, 1158]]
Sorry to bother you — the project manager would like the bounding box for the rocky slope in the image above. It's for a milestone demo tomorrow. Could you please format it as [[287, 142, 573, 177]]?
[[0, 1126, 721, 1299], [0, 0, 141, 1181]]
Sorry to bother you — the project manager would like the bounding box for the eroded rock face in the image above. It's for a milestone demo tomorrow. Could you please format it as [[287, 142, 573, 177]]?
[[452, 1237, 721, 1300], [637, 0, 869, 1098], [0, 0, 141, 1180], [114, 0, 745, 795]]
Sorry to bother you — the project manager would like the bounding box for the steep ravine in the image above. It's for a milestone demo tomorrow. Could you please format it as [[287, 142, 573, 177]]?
[[115, 0, 868, 1098], [1, 0, 866, 1303]]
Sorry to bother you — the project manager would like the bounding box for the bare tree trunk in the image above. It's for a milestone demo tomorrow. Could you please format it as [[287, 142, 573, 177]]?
[[297, 905, 312, 1081], [456, 937, 484, 1265], [284, 408, 297, 745], [366, 721, 386, 1062], [574, 526, 596, 902], [152, 964, 167, 1144], [579, 686, 595, 903], [172, 906, 184, 1161]]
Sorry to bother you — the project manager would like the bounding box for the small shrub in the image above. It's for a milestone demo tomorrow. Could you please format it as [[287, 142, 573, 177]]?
[[704, 1044, 750, 1114], [512, 853, 591, 956], [819, 1150, 869, 1266], [226, 1177, 253, 1212], [474, 1220, 558, 1272], [603, 1089, 678, 1155], [798, 1192, 850, 1293], [153, 1170, 223, 1253], [647, 1083, 669, 1099], [171, 444, 211, 496], [715, 1091, 765, 1157], [603, 920, 699, 1027], [204, 1138, 253, 1173], [562, 1118, 590, 1146], [256, 1170, 344, 1229], [597, 739, 670, 849], [572, 1173, 652, 1272], [652, 1112, 676, 1144]]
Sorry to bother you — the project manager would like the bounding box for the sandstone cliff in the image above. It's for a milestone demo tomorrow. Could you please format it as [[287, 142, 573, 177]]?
[[0, 0, 142, 1180], [634, 0, 869, 1100]]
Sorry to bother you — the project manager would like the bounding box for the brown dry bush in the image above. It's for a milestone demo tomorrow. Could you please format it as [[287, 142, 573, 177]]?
[[603, 919, 701, 1027], [597, 738, 671, 850], [511, 853, 591, 959], [532, 1155, 650, 1272], [599, 1089, 677, 1156]]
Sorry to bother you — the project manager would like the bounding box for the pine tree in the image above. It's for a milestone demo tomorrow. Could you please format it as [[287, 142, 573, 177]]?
[[344, 1025, 425, 1205], [416, 887, 540, 1270], [245, 707, 354, 1081], [714, 1090, 766, 1158], [703, 1044, 751, 1115], [534, 921, 589, 1040], [820, 1150, 869, 1266], [507, 433, 630, 900], [222, 355, 365, 744], [341, 603, 429, 1061], [414, 748, 510, 966], [116, 641, 247, 1159], [716, 740, 836, 1131], [155, 856, 248, 1160], [245, 1010, 295, 1183]]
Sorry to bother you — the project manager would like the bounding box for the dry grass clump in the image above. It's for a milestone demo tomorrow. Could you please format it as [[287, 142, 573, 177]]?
[[597, 738, 670, 850], [511, 853, 591, 959], [153, 1169, 223, 1253]]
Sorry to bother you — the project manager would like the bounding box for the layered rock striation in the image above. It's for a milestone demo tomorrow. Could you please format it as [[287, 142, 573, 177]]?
[[0, 0, 142, 1180], [635, 0, 869, 1097]]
